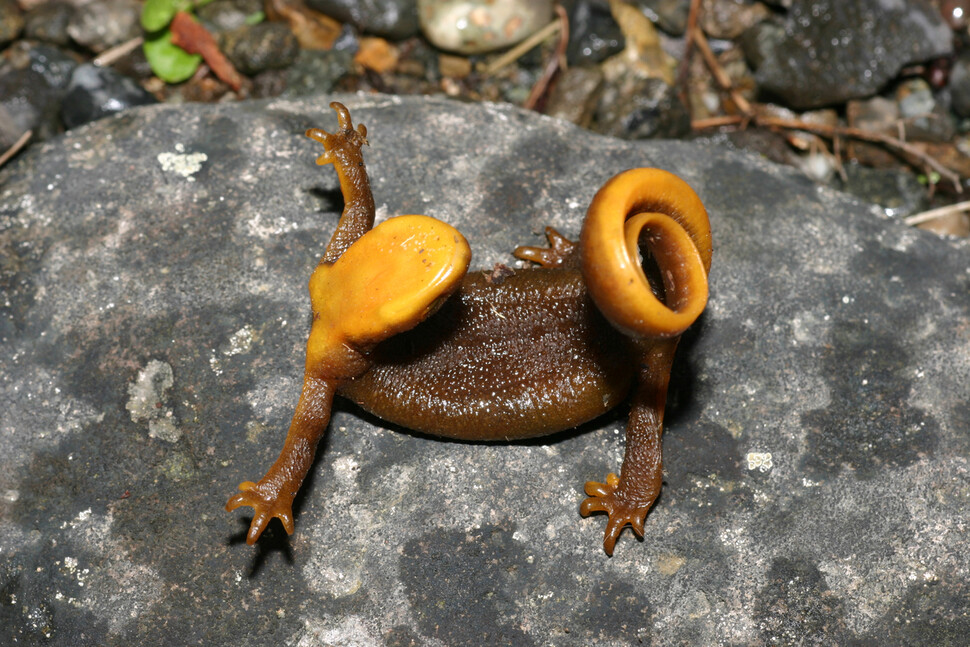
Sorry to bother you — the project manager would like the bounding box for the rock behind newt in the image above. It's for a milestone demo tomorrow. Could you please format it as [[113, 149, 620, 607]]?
[[0, 95, 968, 645]]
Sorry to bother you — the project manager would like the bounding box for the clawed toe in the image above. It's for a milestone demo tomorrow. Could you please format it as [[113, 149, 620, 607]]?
[[513, 227, 578, 268], [580, 473, 654, 556], [225, 481, 295, 545]]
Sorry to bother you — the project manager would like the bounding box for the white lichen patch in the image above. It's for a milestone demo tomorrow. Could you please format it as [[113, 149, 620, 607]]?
[[746, 452, 774, 472], [225, 325, 255, 356], [125, 360, 181, 442], [156, 143, 207, 181], [210, 325, 258, 375]]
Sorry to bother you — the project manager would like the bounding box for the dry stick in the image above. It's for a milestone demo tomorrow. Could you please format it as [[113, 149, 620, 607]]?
[[0, 129, 32, 168], [93, 36, 144, 67], [693, 114, 963, 193], [760, 116, 962, 193], [903, 200, 970, 226], [481, 18, 562, 76], [524, 5, 570, 111], [676, 0, 704, 111], [691, 25, 752, 116]]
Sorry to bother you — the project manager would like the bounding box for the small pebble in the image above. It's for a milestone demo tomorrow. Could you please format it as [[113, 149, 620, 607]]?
[[66, 0, 141, 53], [0, 44, 77, 147], [418, 0, 554, 55], [544, 65, 604, 127], [565, 0, 625, 66], [222, 22, 301, 76], [306, 0, 420, 40], [354, 37, 400, 73], [60, 63, 157, 130], [633, 0, 689, 36], [197, 0, 264, 35], [283, 49, 353, 97], [595, 76, 690, 140], [895, 78, 955, 144], [700, 0, 770, 40], [949, 52, 970, 118], [0, 0, 25, 46], [23, 2, 75, 46]]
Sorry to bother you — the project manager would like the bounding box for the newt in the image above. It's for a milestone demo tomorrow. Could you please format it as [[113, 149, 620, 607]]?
[[226, 102, 712, 555]]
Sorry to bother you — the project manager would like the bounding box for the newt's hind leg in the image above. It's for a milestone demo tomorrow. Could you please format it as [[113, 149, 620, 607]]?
[[513, 227, 579, 269], [580, 339, 676, 555], [306, 102, 375, 264]]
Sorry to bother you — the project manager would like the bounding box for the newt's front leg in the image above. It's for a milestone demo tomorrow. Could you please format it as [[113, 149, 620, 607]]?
[[226, 102, 471, 545], [226, 376, 336, 544]]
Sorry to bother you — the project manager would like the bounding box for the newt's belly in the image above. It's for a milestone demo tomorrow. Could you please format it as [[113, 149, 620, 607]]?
[[339, 269, 633, 440]]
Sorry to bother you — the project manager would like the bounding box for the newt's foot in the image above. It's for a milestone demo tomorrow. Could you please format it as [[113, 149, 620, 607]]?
[[513, 227, 578, 268], [305, 102, 368, 166], [225, 480, 295, 545], [580, 473, 656, 555]]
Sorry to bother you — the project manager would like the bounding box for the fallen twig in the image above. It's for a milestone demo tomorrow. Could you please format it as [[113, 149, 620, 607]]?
[[93, 36, 144, 67], [676, 0, 703, 111], [524, 5, 569, 111], [903, 199, 970, 226], [480, 17, 562, 76], [690, 23, 751, 116], [0, 129, 32, 169], [693, 114, 963, 193]]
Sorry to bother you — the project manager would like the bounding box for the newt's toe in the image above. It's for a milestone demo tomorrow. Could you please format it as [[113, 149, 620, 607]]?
[[580, 473, 653, 556], [225, 480, 296, 545]]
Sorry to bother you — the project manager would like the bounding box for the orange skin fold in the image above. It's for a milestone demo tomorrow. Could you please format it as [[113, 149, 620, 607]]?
[[226, 102, 712, 554]]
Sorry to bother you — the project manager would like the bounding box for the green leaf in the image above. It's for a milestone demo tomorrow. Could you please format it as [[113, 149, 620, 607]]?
[[141, 0, 185, 31], [143, 30, 202, 84]]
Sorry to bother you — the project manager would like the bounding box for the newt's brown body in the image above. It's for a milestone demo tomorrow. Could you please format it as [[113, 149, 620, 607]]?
[[226, 102, 712, 555], [344, 269, 634, 439]]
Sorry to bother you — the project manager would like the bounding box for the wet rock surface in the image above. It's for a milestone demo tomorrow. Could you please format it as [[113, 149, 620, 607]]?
[[751, 0, 953, 109], [0, 95, 968, 645]]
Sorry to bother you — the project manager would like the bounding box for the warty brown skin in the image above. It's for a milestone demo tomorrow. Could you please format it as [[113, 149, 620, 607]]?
[[226, 102, 712, 555]]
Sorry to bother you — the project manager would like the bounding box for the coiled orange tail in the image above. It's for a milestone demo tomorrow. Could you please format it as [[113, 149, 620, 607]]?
[[580, 168, 711, 340]]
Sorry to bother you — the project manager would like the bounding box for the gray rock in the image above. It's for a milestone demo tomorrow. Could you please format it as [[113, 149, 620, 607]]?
[[634, 0, 689, 35], [595, 76, 691, 139], [307, 0, 419, 40], [0, 0, 24, 46], [948, 50, 970, 119], [544, 65, 604, 127], [66, 0, 141, 54], [283, 49, 354, 97], [752, 0, 953, 109], [23, 1, 75, 46], [0, 45, 77, 148], [60, 63, 156, 130], [563, 0, 625, 66], [222, 22, 301, 76], [196, 0, 264, 34], [895, 77, 956, 144], [0, 95, 968, 645]]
